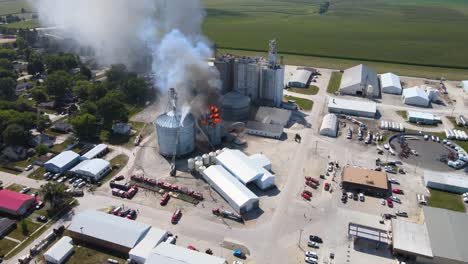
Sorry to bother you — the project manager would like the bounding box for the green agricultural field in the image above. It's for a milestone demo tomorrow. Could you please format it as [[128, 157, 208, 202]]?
[[1, 19, 39, 29], [203, 0, 468, 76], [0, 0, 31, 16]]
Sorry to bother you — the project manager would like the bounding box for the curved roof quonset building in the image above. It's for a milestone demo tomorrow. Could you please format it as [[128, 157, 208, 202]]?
[[320, 114, 338, 138], [380, 73, 402, 95], [402, 87, 430, 107]]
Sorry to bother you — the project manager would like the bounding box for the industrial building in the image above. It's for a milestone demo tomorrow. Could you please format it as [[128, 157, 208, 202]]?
[[202, 165, 259, 214], [402, 87, 430, 107], [341, 166, 389, 196], [43, 236, 74, 264], [233, 57, 262, 101], [80, 144, 108, 160], [327, 97, 377, 118], [319, 113, 339, 138], [392, 207, 468, 264], [0, 189, 38, 216], [245, 121, 283, 139], [339, 64, 380, 97], [380, 73, 402, 94], [219, 91, 251, 121], [288, 69, 312, 88], [70, 159, 111, 182], [249, 153, 272, 171], [128, 228, 169, 263], [461, 80, 468, 93], [68, 210, 151, 254], [424, 170, 468, 194], [407, 111, 441, 125], [146, 242, 227, 264], [0, 217, 16, 237], [254, 106, 291, 126], [44, 150, 80, 173]]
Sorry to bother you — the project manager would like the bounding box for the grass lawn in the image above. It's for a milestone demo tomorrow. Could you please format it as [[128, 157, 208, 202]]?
[[50, 136, 75, 153], [100, 121, 151, 149], [396, 111, 408, 119], [6, 183, 25, 192], [8, 219, 42, 241], [287, 85, 319, 95], [284, 95, 314, 111], [100, 154, 129, 184], [27, 166, 45, 180], [66, 244, 126, 264], [428, 189, 466, 213], [0, 19, 39, 29], [0, 167, 21, 175], [0, 239, 18, 257], [327, 72, 342, 94]]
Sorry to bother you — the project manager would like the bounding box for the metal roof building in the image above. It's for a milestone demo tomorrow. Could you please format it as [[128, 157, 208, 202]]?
[[342, 166, 389, 197], [81, 144, 108, 160], [202, 165, 259, 214], [249, 153, 272, 171], [288, 69, 312, 88], [319, 113, 338, 138], [402, 87, 430, 107], [380, 73, 402, 95], [327, 97, 377, 118], [245, 121, 283, 139], [70, 159, 111, 182], [461, 80, 468, 93], [339, 64, 380, 97], [44, 150, 80, 173], [391, 219, 433, 260], [423, 170, 468, 194], [146, 242, 227, 264], [216, 149, 263, 184], [129, 227, 169, 264], [254, 106, 291, 126], [68, 210, 151, 253], [408, 111, 441, 125], [44, 236, 74, 264], [0, 189, 38, 216]]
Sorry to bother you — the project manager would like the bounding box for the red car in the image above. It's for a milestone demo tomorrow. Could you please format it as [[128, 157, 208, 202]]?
[[187, 245, 198, 251], [386, 198, 393, 207], [324, 182, 330, 191], [305, 180, 317, 189], [160, 193, 170, 206], [301, 191, 311, 200], [392, 189, 404, 194], [171, 209, 182, 224]]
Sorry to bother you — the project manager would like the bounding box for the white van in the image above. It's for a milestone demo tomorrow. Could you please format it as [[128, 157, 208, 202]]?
[[417, 194, 427, 205]]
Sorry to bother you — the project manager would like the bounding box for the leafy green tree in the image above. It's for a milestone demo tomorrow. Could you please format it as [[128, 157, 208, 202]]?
[[121, 75, 149, 104], [27, 53, 45, 75], [35, 144, 50, 156], [96, 94, 128, 127], [21, 219, 29, 235], [40, 182, 67, 208], [0, 58, 12, 70], [80, 65, 92, 80], [0, 77, 16, 99], [0, 68, 15, 79], [72, 80, 92, 101], [0, 48, 16, 60], [31, 88, 48, 103], [44, 53, 78, 73], [15, 36, 28, 50], [80, 100, 97, 115], [45, 70, 72, 104], [70, 113, 98, 139], [87, 82, 107, 101], [106, 64, 128, 87], [3, 124, 28, 146]]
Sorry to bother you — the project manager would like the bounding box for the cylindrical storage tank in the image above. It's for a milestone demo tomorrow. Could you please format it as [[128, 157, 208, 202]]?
[[195, 160, 203, 171], [219, 91, 251, 121], [155, 111, 195, 157], [215, 149, 222, 156], [195, 156, 202, 162], [187, 158, 195, 171], [198, 166, 207, 173], [209, 152, 216, 164], [202, 154, 210, 166], [222, 147, 229, 152], [202, 123, 223, 146]]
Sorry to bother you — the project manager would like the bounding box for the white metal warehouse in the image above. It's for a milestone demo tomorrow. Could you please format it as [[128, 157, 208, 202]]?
[[81, 144, 108, 160], [129, 227, 169, 264], [339, 64, 380, 97], [245, 121, 283, 139], [423, 170, 468, 194], [402, 87, 430, 107], [319, 113, 338, 137], [44, 151, 80, 173], [70, 159, 111, 182], [216, 149, 263, 184], [380, 73, 402, 94], [146, 242, 227, 264], [407, 111, 441, 125], [202, 165, 259, 214], [288, 69, 312, 88], [327, 97, 377, 118], [461, 80, 468, 93], [43, 236, 74, 264]]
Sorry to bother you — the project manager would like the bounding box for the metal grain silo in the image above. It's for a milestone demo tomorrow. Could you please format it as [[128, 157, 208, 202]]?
[[219, 91, 250, 121]]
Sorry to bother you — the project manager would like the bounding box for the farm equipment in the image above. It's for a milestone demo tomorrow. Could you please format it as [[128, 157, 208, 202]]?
[[212, 208, 243, 222]]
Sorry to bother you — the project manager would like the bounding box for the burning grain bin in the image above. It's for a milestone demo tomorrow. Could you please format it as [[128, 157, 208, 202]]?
[[155, 89, 196, 157], [201, 105, 223, 146], [219, 91, 250, 121]]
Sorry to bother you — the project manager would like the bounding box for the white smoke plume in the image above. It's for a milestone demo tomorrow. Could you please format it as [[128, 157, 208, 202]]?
[[31, 0, 220, 108]]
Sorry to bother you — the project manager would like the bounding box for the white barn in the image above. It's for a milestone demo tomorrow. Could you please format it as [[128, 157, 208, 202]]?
[[339, 64, 379, 97], [320, 114, 339, 137], [380, 73, 402, 94], [402, 87, 430, 107], [202, 165, 259, 214], [70, 159, 111, 182], [288, 69, 312, 88], [44, 151, 80, 173], [328, 97, 377, 118], [129, 228, 169, 264], [44, 236, 74, 264]]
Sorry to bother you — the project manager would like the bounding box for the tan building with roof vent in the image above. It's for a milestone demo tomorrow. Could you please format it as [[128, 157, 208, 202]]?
[[341, 166, 389, 196]]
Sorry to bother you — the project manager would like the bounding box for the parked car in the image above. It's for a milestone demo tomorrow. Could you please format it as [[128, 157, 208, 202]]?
[[309, 235, 323, 243], [52, 174, 60, 181], [305, 251, 318, 258], [347, 192, 353, 199], [358, 193, 365, 202], [77, 182, 86, 189], [389, 196, 401, 203], [396, 211, 408, 217], [353, 193, 358, 200], [308, 241, 319, 248], [25, 165, 33, 171], [341, 194, 347, 203], [68, 177, 77, 184], [35, 201, 44, 210], [57, 177, 66, 183], [20, 187, 31, 194], [36, 216, 48, 223], [31, 191, 38, 197], [118, 209, 130, 217], [160, 193, 170, 206], [112, 207, 122, 215], [305, 257, 317, 264], [324, 182, 330, 191], [301, 191, 312, 200], [171, 209, 182, 224], [388, 178, 400, 184], [233, 250, 245, 259], [392, 189, 404, 194], [386, 198, 393, 207], [114, 175, 125, 181], [166, 236, 177, 244], [126, 210, 137, 220]]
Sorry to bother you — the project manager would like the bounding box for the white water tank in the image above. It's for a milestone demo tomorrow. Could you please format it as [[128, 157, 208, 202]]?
[[202, 154, 210, 166], [187, 158, 195, 171], [195, 160, 203, 171], [209, 152, 216, 164]]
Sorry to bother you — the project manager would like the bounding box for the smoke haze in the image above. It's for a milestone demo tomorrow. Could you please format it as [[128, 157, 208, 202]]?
[[31, 0, 220, 108]]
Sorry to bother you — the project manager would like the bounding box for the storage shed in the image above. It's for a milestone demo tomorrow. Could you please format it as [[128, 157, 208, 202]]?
[[249, 153, 272, 171], [407, 111, 441, 125], [380, 73, 402, 95], [129, 227, 169, 264], [70, 159, 111, 182], [146, 242, 227, 264], [202, 165, 259, 214], [245, 121, 283, 139], [254, 106, 291, 126], [339, 64, 379, 97], [68, 210, 151, 254], [328, 97, 377, 118], [288, 69, 312, 88], [216, 149, 263, 184], [44, 151, 80, 173], [319, 113, 338, 137], [0, 190, 37, 216], [424, 170, 468, 194], [402, 87, 430, 107], [44, 236, 74, 264], [80, 144, 108, 160]]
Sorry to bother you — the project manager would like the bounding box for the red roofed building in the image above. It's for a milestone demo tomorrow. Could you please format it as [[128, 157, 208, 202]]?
[[0, 190, 38, 216]]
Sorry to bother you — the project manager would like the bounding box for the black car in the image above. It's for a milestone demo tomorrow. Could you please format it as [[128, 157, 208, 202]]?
[[353, 193, 358, 200], [36, 216, 48, 223], [341, 194, 347, 203], [309, 235, 323, 243]]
